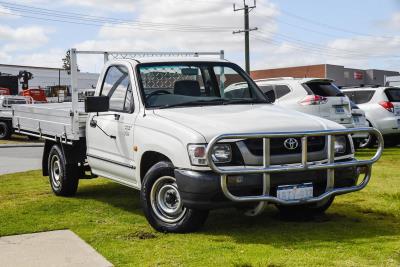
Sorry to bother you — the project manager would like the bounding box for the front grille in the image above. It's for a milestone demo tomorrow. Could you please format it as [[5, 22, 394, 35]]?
[[244, 136, 325, 156]]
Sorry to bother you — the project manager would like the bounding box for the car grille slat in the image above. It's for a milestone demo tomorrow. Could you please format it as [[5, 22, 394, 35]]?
[[244, 136, 325, 156]]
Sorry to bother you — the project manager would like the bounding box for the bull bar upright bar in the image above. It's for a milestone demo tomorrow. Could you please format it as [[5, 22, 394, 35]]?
[[206, 127, 384, 205]]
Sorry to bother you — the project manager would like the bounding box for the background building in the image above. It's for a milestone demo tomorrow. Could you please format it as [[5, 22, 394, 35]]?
[[0, 63, 99, 94], [251, 64, 400, 87]]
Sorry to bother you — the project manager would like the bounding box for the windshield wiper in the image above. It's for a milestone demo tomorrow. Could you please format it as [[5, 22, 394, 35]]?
[[157, 99, 225, 109]]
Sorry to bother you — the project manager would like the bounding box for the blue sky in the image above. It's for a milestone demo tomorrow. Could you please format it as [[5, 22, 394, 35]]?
[[0, 0, 399, 72]]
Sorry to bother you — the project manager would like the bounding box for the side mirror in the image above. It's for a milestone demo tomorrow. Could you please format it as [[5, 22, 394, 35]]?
[[264, 90, 276, 103], [85, 96, 110, 113]]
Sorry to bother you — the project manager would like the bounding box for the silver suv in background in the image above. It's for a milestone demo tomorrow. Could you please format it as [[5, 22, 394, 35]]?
[[342, 87, 400, 147], [255, 78, 354, 129]]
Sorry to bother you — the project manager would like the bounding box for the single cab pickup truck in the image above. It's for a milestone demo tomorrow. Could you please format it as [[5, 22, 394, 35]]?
[[12, 49, 383, 232]]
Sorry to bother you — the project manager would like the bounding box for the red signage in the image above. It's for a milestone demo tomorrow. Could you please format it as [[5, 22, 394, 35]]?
[[354, 71, 364, 80]]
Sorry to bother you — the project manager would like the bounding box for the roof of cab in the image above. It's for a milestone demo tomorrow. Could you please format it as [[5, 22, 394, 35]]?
[[111, 57, 228, 65]]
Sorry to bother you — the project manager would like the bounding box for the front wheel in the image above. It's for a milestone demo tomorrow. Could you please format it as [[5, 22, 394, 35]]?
[[276, 197, 335, 217], [140, 161, 209, 233]]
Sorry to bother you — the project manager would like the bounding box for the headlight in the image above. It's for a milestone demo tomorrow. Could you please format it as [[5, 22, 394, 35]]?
[[187, 144, 232, 166], [211, 144, 232, 163], [334, 136, 347, 154]]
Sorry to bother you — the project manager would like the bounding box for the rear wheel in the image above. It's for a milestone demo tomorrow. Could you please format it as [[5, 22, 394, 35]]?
[[0, 121, 11, 140], [140, 161, 209, 233], [48, 145, 79, 196], [276, 197, 335, 218]]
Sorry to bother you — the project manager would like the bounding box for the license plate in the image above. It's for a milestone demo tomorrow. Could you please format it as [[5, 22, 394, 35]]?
[[277, 183, 313, 201], [353, 116, 360, 123], [395, 107, 400, 116], [335, 106, 345, 114]]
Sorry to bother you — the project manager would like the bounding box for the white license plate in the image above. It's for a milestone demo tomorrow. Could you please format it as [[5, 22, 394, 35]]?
[[335, 106, 345, 114], [277, 183, 313, 201], [395, 107, 400, 116]]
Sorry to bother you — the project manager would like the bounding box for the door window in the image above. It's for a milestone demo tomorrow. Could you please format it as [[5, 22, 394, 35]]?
[[259, 85, 291, 99], [101, 65, 134, 112]]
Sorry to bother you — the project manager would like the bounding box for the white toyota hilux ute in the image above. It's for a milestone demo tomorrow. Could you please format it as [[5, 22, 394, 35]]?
[[12, 49, 383, 233]]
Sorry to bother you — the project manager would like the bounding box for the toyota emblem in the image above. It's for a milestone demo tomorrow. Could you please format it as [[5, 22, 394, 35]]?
[[284, 138, 299, 150]]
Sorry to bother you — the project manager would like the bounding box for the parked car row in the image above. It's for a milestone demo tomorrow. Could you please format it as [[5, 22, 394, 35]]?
[[250, 77, 399, 148], [342, 86, 400, 147]]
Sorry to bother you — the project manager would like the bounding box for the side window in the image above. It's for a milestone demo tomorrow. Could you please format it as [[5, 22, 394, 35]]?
[[343, 91, 355, 102], [101, 65, 134, 112], [354, 91, 375, 104], [274, 85, 291, 98], [259, 85, 290, 99]]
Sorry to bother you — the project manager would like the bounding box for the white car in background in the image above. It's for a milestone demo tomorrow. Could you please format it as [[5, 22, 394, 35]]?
[[349, 100, 369, 147], [342, 86, 400, 147], [254, 78, 354, 129]]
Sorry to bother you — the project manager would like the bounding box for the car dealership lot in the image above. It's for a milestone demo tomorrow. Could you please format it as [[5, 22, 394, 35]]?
[[0, 148, 399, 267]]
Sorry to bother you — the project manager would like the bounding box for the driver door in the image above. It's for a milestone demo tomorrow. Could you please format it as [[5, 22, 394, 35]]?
[[87, 64, 138, 186]]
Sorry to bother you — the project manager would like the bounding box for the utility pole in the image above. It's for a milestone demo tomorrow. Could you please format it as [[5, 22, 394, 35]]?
[[233, 0, 258, 74]]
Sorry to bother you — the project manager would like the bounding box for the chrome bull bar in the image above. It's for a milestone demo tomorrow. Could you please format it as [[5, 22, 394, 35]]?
[[206, 127, 384, 205]]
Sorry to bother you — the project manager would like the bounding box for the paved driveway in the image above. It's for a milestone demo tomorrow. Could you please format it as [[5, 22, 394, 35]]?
[[0, 146, 43, 175]]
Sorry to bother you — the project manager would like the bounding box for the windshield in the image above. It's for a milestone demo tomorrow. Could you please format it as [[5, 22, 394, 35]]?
[[137, 62, 268, 108], [303, 81, 344, 97], [385, 88, 400, 102]]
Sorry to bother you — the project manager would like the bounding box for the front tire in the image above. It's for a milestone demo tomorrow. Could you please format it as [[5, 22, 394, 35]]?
[[0, 121, 11, 140], [140, 161, 209, 233], [276, 197, 335, 217], [48, 144, 79, 196]]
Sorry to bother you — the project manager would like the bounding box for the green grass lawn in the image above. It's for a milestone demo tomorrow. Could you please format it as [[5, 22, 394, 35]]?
[[0, 134, 42, 145], [0, 148, 399, 266]]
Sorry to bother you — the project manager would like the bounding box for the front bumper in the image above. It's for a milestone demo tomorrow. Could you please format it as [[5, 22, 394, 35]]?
[[175, 164, 360, 209], [177, 127, 383, 210]]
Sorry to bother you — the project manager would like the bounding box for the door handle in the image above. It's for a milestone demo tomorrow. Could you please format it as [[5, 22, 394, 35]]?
[[114, 114, 121, 120]]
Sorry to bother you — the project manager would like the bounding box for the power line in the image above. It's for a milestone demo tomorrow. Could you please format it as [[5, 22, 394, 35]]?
[[253, 33, 400, 60], [257, 29, 396, 58], [0, 1, 235, 32]]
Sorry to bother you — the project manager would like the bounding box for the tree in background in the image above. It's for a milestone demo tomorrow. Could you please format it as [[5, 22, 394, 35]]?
[[62, 50, 79, 72], [62, 50, 71, 71]]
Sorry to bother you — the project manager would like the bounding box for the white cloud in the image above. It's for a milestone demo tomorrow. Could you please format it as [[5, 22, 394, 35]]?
[[74, 0, 279, 65], [14, 0, 136, 12], [0, 25, 50, 52], [0, 4, 20, 19], [384, 11, 400, 30], [64, 0, 136, 12]]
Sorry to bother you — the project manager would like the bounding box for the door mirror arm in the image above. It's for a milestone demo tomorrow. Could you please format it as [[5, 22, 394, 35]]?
[[90, 114, 117, 139]]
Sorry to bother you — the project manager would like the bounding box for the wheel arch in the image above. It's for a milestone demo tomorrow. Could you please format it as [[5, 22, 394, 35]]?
[[139, 151, 172, 182]]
